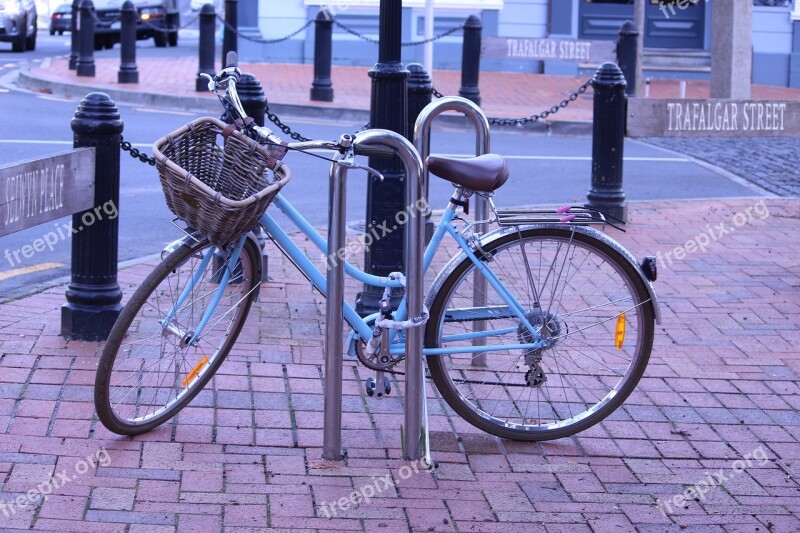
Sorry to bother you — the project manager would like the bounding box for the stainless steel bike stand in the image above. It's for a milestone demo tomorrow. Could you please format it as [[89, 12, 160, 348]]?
[[322, 153, 348, 461], [321, 130, 427, 461], [415, 97, 492, 367]]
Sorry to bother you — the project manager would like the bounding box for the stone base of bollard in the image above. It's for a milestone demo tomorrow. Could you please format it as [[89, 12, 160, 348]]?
[[61, 302, 123, 341]]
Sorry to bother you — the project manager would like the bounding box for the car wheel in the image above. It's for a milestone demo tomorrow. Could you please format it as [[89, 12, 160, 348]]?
[[154, 32, 167, 47], [50, 28, 55, 36], [25, 22, 37, 51], [59, 30, 64, 36]]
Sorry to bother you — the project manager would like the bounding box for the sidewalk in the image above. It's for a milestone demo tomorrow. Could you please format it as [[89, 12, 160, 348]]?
[[20, 58, 800, 130], [1, 197, 799, 531]]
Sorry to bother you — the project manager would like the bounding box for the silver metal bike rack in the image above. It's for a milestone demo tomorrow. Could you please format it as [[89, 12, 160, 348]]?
[[322, 129, 427, 462], [414, 96, 492, 367]]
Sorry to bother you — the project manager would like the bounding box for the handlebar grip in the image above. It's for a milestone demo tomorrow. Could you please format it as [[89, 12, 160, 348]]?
[[226, 51, 238, 68], [353, 143, 395, 159]]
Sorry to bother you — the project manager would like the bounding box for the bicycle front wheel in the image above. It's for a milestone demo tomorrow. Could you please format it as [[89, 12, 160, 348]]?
[[94, 237, 260, 435], [426, 226, 655, 441]]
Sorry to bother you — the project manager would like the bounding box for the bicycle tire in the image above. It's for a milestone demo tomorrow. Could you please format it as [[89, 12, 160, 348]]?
[[94, 237, 260, 435], [425, 226, 655, 441]]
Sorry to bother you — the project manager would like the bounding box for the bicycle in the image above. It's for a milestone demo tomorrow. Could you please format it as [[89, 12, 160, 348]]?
[[94, 56, 660, 443]]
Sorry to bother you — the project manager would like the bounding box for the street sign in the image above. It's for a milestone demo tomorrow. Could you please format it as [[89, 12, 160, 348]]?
[[0, 148, 95, 237], [627, 99, 800, 138], [482, 36, 616, 64]]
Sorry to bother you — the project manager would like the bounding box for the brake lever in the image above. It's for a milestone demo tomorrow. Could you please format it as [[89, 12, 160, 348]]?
[[337, 159, 385, 182], [199, 73, 215, 92]]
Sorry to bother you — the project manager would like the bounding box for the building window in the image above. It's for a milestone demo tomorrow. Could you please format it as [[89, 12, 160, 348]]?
[[753, 0, 790, 6]]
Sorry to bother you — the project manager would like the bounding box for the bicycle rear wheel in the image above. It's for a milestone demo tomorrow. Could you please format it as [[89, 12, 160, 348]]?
[[425, 226, 655, 441], [94, 237, 260, 435]]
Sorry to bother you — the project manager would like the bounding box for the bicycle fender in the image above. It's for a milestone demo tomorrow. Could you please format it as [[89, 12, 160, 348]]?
[[426, 224, 661, 325]]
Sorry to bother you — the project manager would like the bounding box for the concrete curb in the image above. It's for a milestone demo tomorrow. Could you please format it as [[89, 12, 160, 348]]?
[[18, 68, 594, 135]]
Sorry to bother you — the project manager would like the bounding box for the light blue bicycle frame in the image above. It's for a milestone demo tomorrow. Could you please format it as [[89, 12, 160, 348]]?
[[175, 192, 545, 355]]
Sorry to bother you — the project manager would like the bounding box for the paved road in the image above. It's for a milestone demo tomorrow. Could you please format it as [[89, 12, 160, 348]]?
[[0, 31, 766, 299], [644, 137, 800, 197]]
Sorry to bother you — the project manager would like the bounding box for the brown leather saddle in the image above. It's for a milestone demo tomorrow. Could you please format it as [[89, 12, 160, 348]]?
[[426, 154, 509, 192]]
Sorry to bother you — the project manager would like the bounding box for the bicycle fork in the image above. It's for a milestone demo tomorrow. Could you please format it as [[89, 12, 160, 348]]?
[[160, 234, 248, 347]]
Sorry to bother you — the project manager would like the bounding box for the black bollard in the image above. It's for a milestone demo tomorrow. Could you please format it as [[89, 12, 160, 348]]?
[[196, 3, 216, 91], [222, 0, 238, 71], [62, 93, 124, 341], [458, 15, 481, 106], [586, 63, 628, 223], [76, 0, 95, 77], [406, 63, 433, 243], [236, 73, 266, 126], [356, 0, 409, 316], [310, 9, 334, 102], [118, 0, 138, 84], [617, 21, 639, 98], [69, 0, 80, 69]]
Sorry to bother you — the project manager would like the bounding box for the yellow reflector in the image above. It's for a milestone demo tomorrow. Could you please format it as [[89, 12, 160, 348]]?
[[182, 356, 209, 387], [615, 314, 626, 349]]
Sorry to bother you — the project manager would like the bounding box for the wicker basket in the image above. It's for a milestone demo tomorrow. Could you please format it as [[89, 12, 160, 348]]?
[[152, 117, 291, 246]]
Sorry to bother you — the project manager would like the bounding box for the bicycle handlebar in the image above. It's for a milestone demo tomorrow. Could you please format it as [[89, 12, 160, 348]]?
[[207, 54, 397, 164]]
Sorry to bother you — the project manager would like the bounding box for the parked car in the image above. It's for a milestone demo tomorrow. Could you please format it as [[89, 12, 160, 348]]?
[[92, 0, 179, 49], [49, 3, 71, 35], [0, 0, 37, 52]]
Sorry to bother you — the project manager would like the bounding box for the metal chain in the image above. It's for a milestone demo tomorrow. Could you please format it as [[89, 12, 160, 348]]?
[[432, 87, 445, 99], [331, 18, 463, 46], [265, 106, 311, 142], [120, 137, 156, 166], [140, 13, 200, 34], [489, 79, 593, 126], [216, 16, 314, 44]]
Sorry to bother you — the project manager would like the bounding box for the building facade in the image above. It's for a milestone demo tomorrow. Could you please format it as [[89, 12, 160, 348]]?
[[236, 0, 800, 88]]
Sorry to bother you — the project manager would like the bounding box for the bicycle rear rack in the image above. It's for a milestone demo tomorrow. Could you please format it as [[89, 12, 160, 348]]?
[[496, 206, 608, 227]]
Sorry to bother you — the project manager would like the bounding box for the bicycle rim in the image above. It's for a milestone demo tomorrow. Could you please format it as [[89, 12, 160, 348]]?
[[426, 227, 654, 440], [95, 238, 258, 434]]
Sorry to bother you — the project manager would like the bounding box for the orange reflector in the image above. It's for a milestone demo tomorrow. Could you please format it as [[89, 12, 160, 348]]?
[[182, 356, 209, 387], [615, 314, 626, 349]]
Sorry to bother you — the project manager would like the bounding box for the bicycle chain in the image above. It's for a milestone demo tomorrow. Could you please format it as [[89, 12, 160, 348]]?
[[120, 137, 156, 166], [431, 79, 593, 126], [265, 105, 311, 142]]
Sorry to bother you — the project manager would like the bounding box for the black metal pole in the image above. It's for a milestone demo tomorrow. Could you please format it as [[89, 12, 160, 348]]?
[[69, 0, 80, 70], [118, 0, 138, 84], [586, 63, 628, 223], [235, 73, 266, 126], [222, 0, 238, 71], [458, 15, 481, 106], [407, 63, 433, 243], [62, 92, 123, 341], [356, 0, 409, 316], [76, 0, 95, 77], [617, 21, 639, 98], [310, 9, 334, 102], [196, 3, 216, 91]]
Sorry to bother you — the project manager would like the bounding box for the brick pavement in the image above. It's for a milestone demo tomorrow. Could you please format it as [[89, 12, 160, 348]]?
[[1, 197, 799, 532]]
